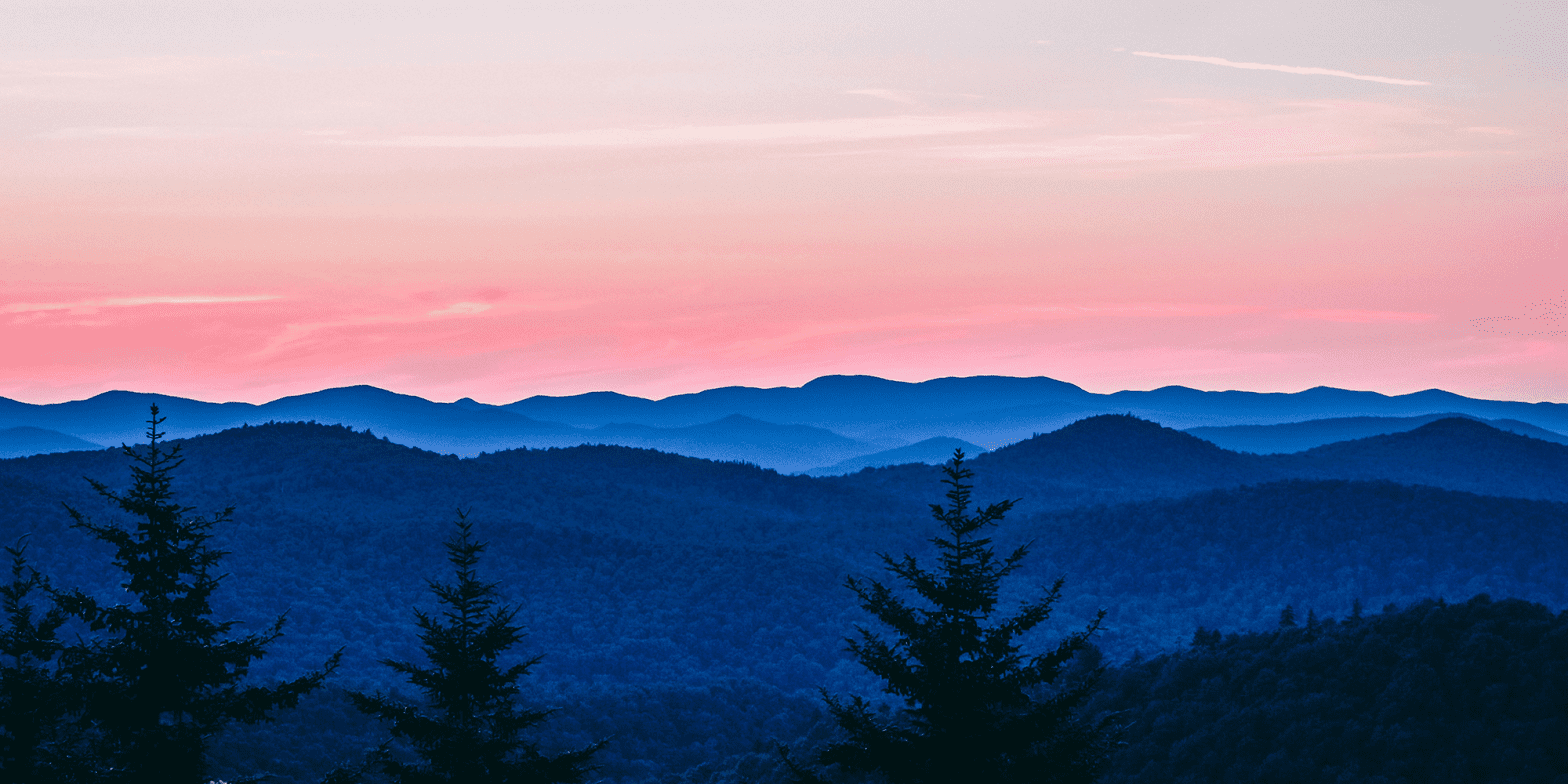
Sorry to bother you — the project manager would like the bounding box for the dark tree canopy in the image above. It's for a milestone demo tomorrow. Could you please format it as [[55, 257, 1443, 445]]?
[[351, 512, 603, 784], [791, 450, 1117, 784], [0, 537, 74, 781], [55, 406, 338, 783], [1090, 595, 1568, 783]]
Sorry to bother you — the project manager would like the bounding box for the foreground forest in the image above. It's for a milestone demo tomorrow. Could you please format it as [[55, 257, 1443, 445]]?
[[3, 415, 1567, 781]]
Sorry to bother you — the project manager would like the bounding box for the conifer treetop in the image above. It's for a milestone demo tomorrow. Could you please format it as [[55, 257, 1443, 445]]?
[[55, 405, 339, 784], [793, 450, 1117, 784], [351, 511, 602, 784]]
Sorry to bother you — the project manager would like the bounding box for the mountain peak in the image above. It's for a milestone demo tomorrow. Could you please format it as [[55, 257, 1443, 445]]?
[[1415, 416, 1504, 434], [1304, 416, 1532, 453], [986, 414, 1250, 472], [800, 375, 906, 390], [1052, 412, 1199, 439]]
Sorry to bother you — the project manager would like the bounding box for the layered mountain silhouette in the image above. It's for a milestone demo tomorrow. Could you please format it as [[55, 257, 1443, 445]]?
[[1276, 417, 1568, 500], [4, 415, 1567, 783], [3, 375, 1565, 471], [1187, 412, 1568, 453], [834, 414, 1568, 512], [803, 436, 987, 476], [507, 375, 1568, 438], [5, 415, 1565, 668], [0, 426, 103, 459], [584, 415, 879, 473]]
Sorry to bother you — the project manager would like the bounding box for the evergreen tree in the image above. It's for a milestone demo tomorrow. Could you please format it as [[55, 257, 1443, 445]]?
[[351, 512, 602, 784], [1279, 605, 1297, 628], [55, 406, 339, 784], [0, 538, 74, 781], [788, 451, 1117, 784]]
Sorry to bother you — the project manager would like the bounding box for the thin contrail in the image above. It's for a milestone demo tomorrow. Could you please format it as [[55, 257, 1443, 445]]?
[[1131, 51, 1430, 86]]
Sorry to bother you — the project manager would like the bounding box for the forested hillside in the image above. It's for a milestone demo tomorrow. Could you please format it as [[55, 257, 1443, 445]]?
[[1091, 596, 1568, 783], [1186, 412, 1568, 454], [833, 414, 1568, 513], [3, 418, 1566, 782]]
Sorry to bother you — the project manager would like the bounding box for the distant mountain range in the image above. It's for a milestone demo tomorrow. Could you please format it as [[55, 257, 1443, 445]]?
[[803, 436, 988, 476], [2, 376, 1565, 472], [505, 374, 1568, 435], [1186, 412, 1568, 453], [0, 426, 103, 459], [940, 417, 1568, 508], [826, 415, 1568, 518], [4, 414, 1567, 783]]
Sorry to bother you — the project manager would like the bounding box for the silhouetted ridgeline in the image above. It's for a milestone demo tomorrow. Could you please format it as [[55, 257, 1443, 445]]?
[[833, 414, 1568, 513], [0, 426, 102, 459], [6, 374, 1568, 468], [3, 417, 1566, 782], [1187, 411, 1568, 454]]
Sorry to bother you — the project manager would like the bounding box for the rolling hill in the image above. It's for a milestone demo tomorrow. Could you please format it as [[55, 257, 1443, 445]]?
[[586, 415, 881, 473], [803, 436, 987, 476], [1187, 411, 1568, 453], [4, 418, 1567, 783], [0, 426, 103, 459]]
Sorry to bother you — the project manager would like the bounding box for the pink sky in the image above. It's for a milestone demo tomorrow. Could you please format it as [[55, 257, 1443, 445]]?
[[2, 0, 1565, 405]]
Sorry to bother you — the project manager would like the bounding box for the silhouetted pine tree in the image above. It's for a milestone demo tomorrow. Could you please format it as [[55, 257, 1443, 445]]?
[[351, 512, 602, 784], [55, 406, 339, 784], [787, 451, 1117, 784], [1279, 605, 1297, 628], [1, 538, 75, 781]]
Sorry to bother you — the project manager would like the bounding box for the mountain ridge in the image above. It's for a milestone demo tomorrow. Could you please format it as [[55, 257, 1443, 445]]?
[[5, 417, 1567, 783], [1189, 412, 1568, 454], [0, 426, 105, 459], [829, 414, 1568, 512], [4, 376, 1565, 470]]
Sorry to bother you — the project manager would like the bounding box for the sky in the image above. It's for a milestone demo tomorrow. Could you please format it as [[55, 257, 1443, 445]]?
[[2, 0, 1565, 405]]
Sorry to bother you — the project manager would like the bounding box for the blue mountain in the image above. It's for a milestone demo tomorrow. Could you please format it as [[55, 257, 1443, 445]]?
[[4, 376, 1565, 470], [837, 415, 1568, 512], [0, 426, 104, 459], [505, 375, 1568, 444], [803, 436, 988, 476], [4, 415, 1567, 782], [585, 415, 879, 473], [1187, 412, 1568, 453]]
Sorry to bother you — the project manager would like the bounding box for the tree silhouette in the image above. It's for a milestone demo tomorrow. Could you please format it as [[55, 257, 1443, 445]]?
[[788, 450, 1117, 784], [351, 512, 602, 784], [1279, 605, 1297, 628], [55, 405, 339, 783], [1, 537, 76, 781]]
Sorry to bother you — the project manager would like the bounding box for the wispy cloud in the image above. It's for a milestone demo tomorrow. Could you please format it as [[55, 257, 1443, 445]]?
[[341, 114, 1031, 149], [427, 302, 492, 317], [39, 126, 209, 140], [923, 134, 1196, 163], [844, 89, 984, 107], [2, 295, 279, 315], [1130, 51, 1431, 86], [1019, 303, 1264, 318], [845, 89, 922, 106], [249, 296, 592, 360], [914, 100, 1490, 171], [1282, 309, 1435, 323], [0, 56, 236, 81]]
